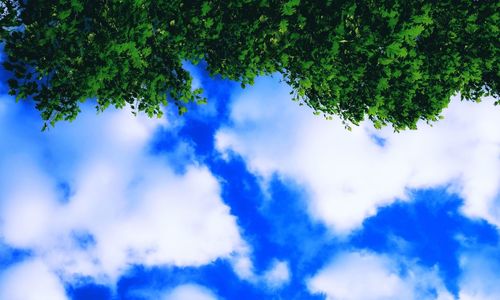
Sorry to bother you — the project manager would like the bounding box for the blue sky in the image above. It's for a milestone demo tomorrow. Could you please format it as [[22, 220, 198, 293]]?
[[1, 54, 500, 300]]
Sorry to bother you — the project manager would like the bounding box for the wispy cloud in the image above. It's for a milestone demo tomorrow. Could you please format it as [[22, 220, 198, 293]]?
[[262, 259, 291, 289], [307, 251, 453, 300], [161, 284, 218, 300], [458, 244, 500, 300]]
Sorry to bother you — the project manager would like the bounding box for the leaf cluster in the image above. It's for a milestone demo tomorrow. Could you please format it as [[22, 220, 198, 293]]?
[[1, 0, 498, 130]]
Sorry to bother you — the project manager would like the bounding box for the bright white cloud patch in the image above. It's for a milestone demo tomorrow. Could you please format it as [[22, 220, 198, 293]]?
[[308, 251, 453, 300], [216, 77, 500, 233], [161, 284, 218, 300], [229, 256, 291, 288], [0, 259, 68, 300], [230, 252, 256, 281], [0, 99, 247, 283], [263, 260, 291, 289]]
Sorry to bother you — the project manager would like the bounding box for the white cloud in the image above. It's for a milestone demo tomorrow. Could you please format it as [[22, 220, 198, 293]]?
[[230, 252, 256, 281], [228, 255, 291, 289], [458, 246, 500, 300], [0, 99, 248, 284], [161, 284, 218, 300], [307, 251, 453, 300], [216, 77, 500, 233], [263, 260, 291, 289], [0, 259, 68, 300]]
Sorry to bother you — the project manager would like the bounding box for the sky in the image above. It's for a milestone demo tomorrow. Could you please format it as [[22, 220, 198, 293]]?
[[0, 53, 500, 300]]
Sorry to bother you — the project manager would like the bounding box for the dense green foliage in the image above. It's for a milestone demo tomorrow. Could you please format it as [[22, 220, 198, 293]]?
[[1, 0, 498, 130]]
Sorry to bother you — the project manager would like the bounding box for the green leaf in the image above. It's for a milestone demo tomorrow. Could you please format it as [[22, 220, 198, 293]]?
[[301, 78, 312, 89], [58, 10, 71, 20], [201, 2, 211, 16], [178, 106, 188, 115], [279, 20, 288, 33]]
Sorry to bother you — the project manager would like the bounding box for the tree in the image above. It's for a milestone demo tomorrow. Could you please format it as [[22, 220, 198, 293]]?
[[0, 0, 498, 130]]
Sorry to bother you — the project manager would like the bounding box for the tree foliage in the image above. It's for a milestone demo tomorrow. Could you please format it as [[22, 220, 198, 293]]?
[[0, 0, 498, 130]]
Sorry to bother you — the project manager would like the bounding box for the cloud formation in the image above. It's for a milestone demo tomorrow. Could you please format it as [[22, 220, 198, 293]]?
[[307, 251, 453, 300], [262, 260, 290, 289], [0, 259, 68, 300], [458, 245, 500, 300], [216, 77, 500, 233], [161, 284, 218, 300], [0, 98, 246, 288], [1, 72, 499, 299]]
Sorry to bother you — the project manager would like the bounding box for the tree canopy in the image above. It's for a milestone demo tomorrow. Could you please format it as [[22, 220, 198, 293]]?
[[0, 0, 498, 130]]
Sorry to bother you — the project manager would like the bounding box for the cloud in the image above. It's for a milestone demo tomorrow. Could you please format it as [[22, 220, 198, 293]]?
[[307, 251, 453, 300], [228, 254, 291, 289], [0, 97, 247, 283], [229, 253, 255, 281], [161, 284, 218, 300], [215, 77, 500, 233], [126, 283, 220, 300], [262, 260, 290, 289], [458, 245, 500, 300], [0, 259, 68, 300]]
